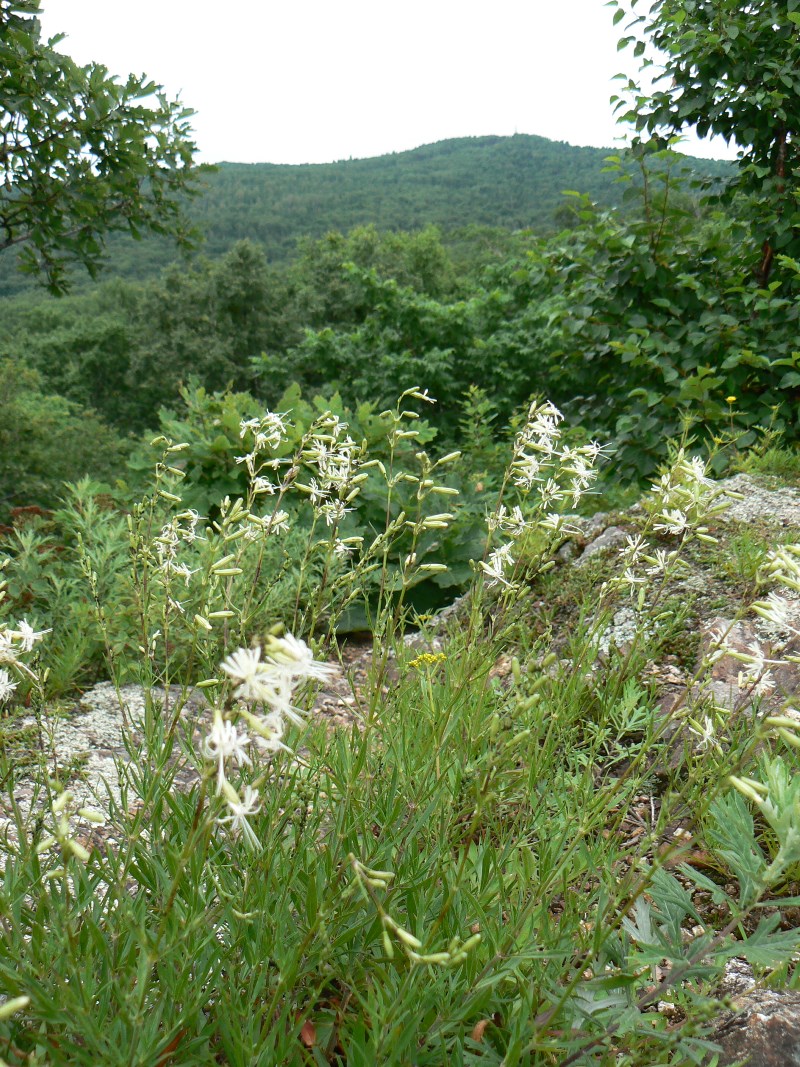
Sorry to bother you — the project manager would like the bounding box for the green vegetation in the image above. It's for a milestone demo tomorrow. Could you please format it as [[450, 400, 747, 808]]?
[[612, 0, 800, 286], [3, 399, 800, 1064], [0, 0, 200, 294], [3, 158, 798, 494], [0, 133, 730, 297], [3, 0, 800, 1062]]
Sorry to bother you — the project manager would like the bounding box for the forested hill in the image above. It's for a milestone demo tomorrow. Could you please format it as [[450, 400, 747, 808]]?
[[191, 135, 632, 258], [0, 133, 730, 297]]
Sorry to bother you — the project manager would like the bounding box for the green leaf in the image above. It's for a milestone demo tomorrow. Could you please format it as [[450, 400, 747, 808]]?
[[737, 916, 800, 968]]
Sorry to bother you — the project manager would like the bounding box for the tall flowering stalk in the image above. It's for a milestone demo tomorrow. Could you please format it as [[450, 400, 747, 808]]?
[[0, 560, 50, 704], [204, 632, 337, 848], [480, 400, 607, 592]]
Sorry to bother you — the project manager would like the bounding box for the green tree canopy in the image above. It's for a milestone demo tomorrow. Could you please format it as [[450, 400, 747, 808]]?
[[0, 0, 200, 292], [612, 0, 800, 284]]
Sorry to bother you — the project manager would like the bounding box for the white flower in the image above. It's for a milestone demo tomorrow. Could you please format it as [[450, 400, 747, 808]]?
[[736, 641, 783, 694], [619, 535, 646, 562], [263, 633, 337, 683], [620, 566, 646, 591], [252, 711, 290, 753], [15, 621, 51, 652], [225, 659, 296, 717], [162, 561, 198, 586], [539, 512, 567, 532], [738, 667, 777, 696], [486, 505, 506, 533], [220, 636, 336, 723], [515, 401, 564, 456], [752, 592, 795, 631], [202, 714, 252, 790], [176, 510, 202, 543], [239, 417, 261, 439], [220, 646, 262, 684], [255, 674, 307, 726], [318, 500, 353, 526], [512, 453, 542, 489], [220, 647, 267, 701], [681, 454, 714, 487], [306, 478, 327, 506], [538, 478, 565, 508], [479, 543, 515, 587], [240, 411, 289, 452], [217, 783, 261, 848], [654, 509, 689, 536], [235, 452, 257, 477], [688, 715, 717, 751], [507, 505, 533, 537], [0, 633, 20, 667], [644, 548, 673, 576], [269, 510, 291, 534], [0, 669, 17, 702], [496, 505, 530, 538], [252, 476, 277, 495], [740, 640, 782, 674], [559, 445, 602, 501]]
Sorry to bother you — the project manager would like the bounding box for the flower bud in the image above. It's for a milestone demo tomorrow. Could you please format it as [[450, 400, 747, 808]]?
[[0, 996, 30, 1020]]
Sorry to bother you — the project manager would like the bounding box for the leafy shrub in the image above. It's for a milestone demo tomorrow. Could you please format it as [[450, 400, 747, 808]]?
[[128, 382, 490, 619], [0, 360, 130, 520]]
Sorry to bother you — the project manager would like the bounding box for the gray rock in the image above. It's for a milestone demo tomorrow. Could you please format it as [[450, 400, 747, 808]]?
[[576, 525, 629, 566], [717, 473, 800, 527], [6, 684, 210, 822], [714, 985, 800, 1066], [699, 612, 800, 713]]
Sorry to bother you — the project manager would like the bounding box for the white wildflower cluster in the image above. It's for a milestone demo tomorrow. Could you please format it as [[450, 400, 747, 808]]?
[[236, 411, 291, 481], [203, 633, 337, 847], [649, 450, 730, 539], [298, 413, 366, 539], [0, 621, 50, 702], [735, 641, 783, 696], [611, 451, 726, 598], [486, 504, 530, 539], [481, 400, 606, 589], [480, 542, 517, 589], [235, 410, 294, 515], [154, 508, 203, 587], [732, 542, 800, 699], [511, 400, 604, 506], [752, 590, 794, 631], [702, 623, 736, 667], [233, 405, 364, 546], [696, 545, 800, 711]]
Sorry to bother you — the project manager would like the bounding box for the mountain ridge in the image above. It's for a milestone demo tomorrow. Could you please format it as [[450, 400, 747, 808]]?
[[0, 133, 731, 297]]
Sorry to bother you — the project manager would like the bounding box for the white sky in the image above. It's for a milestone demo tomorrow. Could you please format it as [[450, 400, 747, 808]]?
[[38, 0, 737, 166]]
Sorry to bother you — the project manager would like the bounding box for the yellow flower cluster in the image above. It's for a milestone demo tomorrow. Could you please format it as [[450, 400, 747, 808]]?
[[408, 651, 447, 670]]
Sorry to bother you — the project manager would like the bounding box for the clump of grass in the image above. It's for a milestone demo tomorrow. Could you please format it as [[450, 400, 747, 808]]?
[[735, 424, 800, 485], [1, 394, 800, 1065]]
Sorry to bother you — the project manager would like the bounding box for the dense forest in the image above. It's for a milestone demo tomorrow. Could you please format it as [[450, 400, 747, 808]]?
[[0, 131, 792, 520], [0, 133, 730, 297]]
